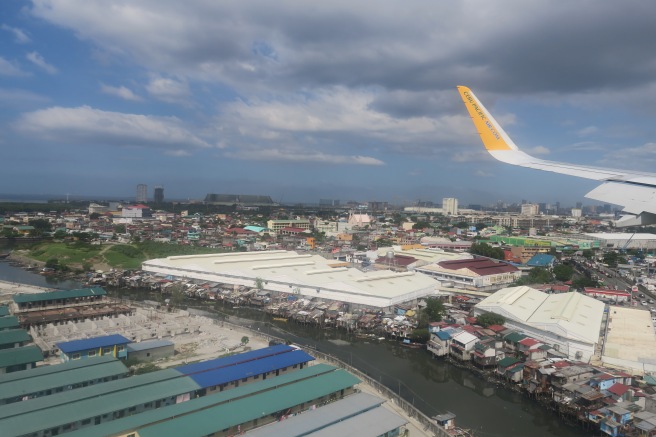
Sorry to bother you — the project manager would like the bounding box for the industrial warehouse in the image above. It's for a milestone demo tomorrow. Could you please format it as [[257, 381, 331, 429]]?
[[142, 250, 440, 310], [473, 286, 606, 362], [0, 344, 408, 437]]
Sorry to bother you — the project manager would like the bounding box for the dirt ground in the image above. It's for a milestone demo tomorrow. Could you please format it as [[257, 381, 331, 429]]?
[[156, 322, 269, 368], [148, 314, 430, 436]]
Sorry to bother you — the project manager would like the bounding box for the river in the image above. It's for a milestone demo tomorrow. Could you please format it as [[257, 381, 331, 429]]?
[[0, 257, 588, 437]]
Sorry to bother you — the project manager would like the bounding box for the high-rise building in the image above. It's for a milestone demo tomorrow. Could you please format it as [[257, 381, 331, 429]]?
[[154, 186, 164, 204], [136, 184, 147, 203], [521, 203, 539, 216], [442, 197, 458, 215]]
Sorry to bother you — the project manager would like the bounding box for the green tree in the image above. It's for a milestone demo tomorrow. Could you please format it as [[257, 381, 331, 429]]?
[[409, 328, 430, 343], [528, 267, 553, 283], [28, 219, 52, 233], [89, 212, 101, 220], [515, 267, 553, 285], [470, 242, 504, 260], [572, 277, 598, 289], [72, 231, 96, 242], [582, 249, 593, 259], [169, 284, 186, 308], [375, 238, 395, 248], [553, 264, 574, 281], [45, 258, 60, 270], [2, 228, 18, 238], [53, 229, 68, 239], [412, 221, 431, 230], [603, 251, 620, 268], [390, 213, 404, 226], [254, 277, 264, 290], [422, 298, 445, 323], [114, 224, 126, 234], [241, 336, 249, 345], [476, 312, 506, 327], [29, 227, 43, 237]]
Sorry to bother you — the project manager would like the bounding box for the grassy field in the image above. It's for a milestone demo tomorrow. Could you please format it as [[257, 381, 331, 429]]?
[[103, 245, 145, 269], [29, 241, 102, 267], [27, 240, 230, 270]]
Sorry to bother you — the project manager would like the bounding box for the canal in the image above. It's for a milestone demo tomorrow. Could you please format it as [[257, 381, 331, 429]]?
[[0, 259, 589, 437]]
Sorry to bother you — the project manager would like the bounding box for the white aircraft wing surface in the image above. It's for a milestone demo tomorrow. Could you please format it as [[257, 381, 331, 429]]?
[[457, 85, 656, 226]]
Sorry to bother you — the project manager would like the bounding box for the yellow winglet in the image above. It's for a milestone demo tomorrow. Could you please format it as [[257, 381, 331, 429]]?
[[457, 86, 514, 151]]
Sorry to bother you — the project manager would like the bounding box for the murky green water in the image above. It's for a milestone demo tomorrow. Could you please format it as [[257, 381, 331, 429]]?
[[0, 258, 589, 437]]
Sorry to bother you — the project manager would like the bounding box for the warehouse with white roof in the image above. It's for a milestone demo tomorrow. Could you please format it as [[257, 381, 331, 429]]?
[[473, 286, 605, 361], [584, 233, 656, 250], [142, 251, 439, 310]]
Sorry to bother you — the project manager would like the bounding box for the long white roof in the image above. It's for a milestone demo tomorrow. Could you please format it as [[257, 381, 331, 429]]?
[[585, 233, 656, 241], [475, 286, 604, 344], [142, 251, 439, 308]]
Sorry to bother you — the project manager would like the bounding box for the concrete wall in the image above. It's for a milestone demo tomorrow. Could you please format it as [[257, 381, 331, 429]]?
[[127, 344, 174, 362]]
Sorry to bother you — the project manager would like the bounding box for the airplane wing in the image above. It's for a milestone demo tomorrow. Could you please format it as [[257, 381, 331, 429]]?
[[457, 85, 656, 226]]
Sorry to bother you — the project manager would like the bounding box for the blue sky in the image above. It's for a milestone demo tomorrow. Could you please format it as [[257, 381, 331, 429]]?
[[2, 1, 656, 206]]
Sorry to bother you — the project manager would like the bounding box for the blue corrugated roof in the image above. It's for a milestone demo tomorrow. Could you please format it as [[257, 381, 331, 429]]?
[[56, 334, 131, 354], [436, 331, 451, 341], [188, 349, 315, 389], [176, 344, 293, 375], [526, 254, 556, 267]]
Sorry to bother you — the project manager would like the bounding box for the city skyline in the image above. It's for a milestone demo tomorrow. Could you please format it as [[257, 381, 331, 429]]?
[[2, 2, 656, 205]]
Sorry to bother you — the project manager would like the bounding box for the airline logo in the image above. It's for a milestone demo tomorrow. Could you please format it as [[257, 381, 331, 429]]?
[[457, 86, 511, 151]]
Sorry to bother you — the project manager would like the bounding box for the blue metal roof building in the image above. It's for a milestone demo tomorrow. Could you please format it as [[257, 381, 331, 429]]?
[[61, 365, 357, 437], [436, 331, 452, 341], [526, 254, 556, 268], [56, 334, 131, 362], [176, 343, 293, 375], [187, 349, 315, 391]]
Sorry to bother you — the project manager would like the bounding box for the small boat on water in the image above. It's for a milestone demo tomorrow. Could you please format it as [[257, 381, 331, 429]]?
[[400, 339, 424, 349]]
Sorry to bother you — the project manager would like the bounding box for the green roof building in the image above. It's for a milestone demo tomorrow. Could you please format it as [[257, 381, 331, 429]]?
[[0, 316, 20, 331], [0, 369, 200, 437], [0, 355, 128, 405], [0, 345, 43, 374], [64, 365, 359, 437], [0, 329, 31, 350], [13, 287, 107, 311]]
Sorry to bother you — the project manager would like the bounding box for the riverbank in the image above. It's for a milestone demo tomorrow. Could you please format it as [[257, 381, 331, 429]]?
[[0, 259, 588, 437], [0, 279, 56, 303]]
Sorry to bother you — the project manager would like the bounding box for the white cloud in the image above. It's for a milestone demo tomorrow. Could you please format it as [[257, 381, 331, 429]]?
[[225, 148, 384, 166], [146, 77, 190, 103], [0, 88, 49, 107], [451, 150, 488, 163], [0, 57, 27, 76], [25, 51, 57, 74], [475, 170, 494, 177], [525, 146, 550, 155], [100, 83, 142, 101], [569, 141, 604, 151], [1, 24, 30, 44], [213, 86, 474, 163], [221, 87, 461, 144], [599, 142, 656, 170], [577, 126, 598, 137], [15, 106, 210, 151]]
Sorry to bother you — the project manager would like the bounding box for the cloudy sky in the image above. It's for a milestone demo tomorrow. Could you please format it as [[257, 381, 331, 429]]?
[[2, 1, 656, 206]]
